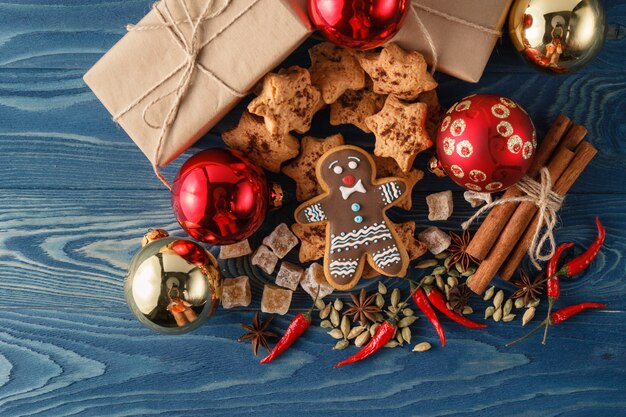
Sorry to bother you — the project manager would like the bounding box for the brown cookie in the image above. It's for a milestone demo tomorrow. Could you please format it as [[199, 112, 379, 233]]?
[[247, 66, 322, 134], [294, 145, 409, 290], [309, 42, 365, 104], [417, 90, 446, 140], [356, 43, 437, 101], [290, 223, 325, 263], [392, 221, 427, 260], [222, 111, 299, 173], [330, 82, 386, 132], [373, 155, 424, 210], [282, 134, 345, 201], [366, 95, 432, 173]]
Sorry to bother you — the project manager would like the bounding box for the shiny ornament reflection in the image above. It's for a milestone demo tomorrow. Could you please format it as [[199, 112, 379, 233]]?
[[509, 0, 606, 73], [125, 236, 221, 334], [307, 0, 410, 49]]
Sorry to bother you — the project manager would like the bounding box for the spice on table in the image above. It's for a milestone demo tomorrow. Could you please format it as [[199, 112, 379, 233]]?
[[506, 302, 608, 346], [512, 270, 545, 306], [261, 288, 320, 363], [425, 287, 487, 329], [542, 242, 574, 343], [558, 217, 605, 278], [412, 287, 445, 347], [238, 311, 277, 356], [447, 284, 472, 314], [448, 230, 479, 273], [333, 320, 397, 368], [344, 288, 381, 326]]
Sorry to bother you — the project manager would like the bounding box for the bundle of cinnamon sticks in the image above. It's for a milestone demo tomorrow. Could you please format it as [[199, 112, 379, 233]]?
[[466, 115, 597, 295]]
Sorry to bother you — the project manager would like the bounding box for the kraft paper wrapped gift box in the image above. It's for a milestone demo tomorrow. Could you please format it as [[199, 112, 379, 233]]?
[[84, 0, 311, 167], [392, 0, 513, 83]]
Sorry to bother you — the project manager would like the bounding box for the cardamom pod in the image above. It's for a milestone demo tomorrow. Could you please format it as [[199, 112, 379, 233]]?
[[330, 308, 340, 327], [402, 308, 414, 317], [503, 298, 513, 316], [315, 299, 326, 310], [378, 282, 388, 294], [376, 293, 385, 309], [447, 276, 458, 287], [493, 290, 504, 309], [503, 313, 516, 322], [484, 306, 495, 319], [527, 298, 540, 308], [435, 274, 445, 290], [327, 329, 344, 339], [493, 307, 503, 322], [334, 298, 343, 311], [354, 330, 370, 347], [370, 323, 381, 336], [374, 312, 385, 322], [396, 331, 404, 345], [401, 327, 412, 344], [391, 288, 401, 307], [462, 266, 476, 277], [385, 341, 399, 348], [522, 307, 535, 326], [455, 262, 465, 274], [423, 275, 435, 285], [340, 315, 350, 339], [444, 255, 453, 269], [398, 316, 418, 328], [433, 266, 447, 275], [447, 269, 460, 278], [483, 286, 495, 301], [462, 306, 473, 315], [347, 325, 365, 339], [320, 303, 331, 319], [320, 320, 333, 329], [435, 250, 450, 259], [333, 340, 349, 350], [515, 297, 525, 309], [415, 259, 438, 269], [412, 342, 431, 352]]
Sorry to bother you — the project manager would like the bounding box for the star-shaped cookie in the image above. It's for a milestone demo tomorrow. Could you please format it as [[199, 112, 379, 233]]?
[[330, 81, 385, 132], [290, 223, 325, 263], [282, 133, 345, 201], [247, 66, 322, 134], [222, 111, 299, 173], [417, 90, 446, 140], [366, 95, 432, 172], [356, 43, 437, 101], [373, 155, 424, 210], [309, 42, 365, 104]]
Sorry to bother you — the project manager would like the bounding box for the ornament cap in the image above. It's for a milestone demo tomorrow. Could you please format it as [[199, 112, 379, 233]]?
[[269, 182, 284, 210], [141, 228, 170, 247]]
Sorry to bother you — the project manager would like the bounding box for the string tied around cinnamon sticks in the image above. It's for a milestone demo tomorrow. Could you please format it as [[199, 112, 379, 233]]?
[[462, 167, 564, 269]]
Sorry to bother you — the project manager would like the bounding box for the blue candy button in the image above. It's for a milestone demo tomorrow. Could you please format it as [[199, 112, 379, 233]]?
[[351, 203, 361, 212], [354, 215, 363, 223]]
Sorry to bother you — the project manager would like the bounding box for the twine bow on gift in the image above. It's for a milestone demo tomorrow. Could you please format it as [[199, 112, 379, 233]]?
[[461, 168, 565, 269], [112, 0, 255, 188], [409, 1, 503, 75]]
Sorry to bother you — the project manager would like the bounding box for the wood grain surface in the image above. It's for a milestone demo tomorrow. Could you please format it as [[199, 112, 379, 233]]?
[[0, 1, 624, 416]]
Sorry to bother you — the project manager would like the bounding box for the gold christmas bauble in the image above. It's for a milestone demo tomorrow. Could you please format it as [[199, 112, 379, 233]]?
[[509, 0, 606, 73]]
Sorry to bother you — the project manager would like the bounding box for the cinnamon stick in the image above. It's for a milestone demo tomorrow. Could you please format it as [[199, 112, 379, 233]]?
[[467, 145, 577, 295], [498, 141, 598, 280], [466, 115, 572, 261]]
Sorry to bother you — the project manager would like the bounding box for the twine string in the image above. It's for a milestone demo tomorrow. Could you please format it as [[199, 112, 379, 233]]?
[[410, 1, 502, 75], [461, 168, 564, 269]]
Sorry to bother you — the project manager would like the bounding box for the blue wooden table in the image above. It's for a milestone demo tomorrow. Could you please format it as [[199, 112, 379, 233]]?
[[1, 1, 625, 416]]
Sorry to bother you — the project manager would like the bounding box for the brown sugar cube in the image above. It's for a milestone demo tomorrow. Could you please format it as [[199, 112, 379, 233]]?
[[251, 245, 278, 275], [426, 191, 454, 221], [262, 223, 299, 258], [418, 226, 451, 255], [275, 262, 304, 291], [261, 284, 293, 315], [300, 262, 334, 300], [219, 239, 252, 259], [290, 223, 325, 262], [221, 276, 252, 309]]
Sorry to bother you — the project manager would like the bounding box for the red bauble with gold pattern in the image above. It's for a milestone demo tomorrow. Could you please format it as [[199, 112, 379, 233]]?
[[171, 148, 277, 245], [307, 0, 410, 50], [435, 94, 536, 192]]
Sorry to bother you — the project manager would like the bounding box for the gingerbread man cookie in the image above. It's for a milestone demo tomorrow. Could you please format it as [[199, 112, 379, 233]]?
[[294, 145, 409, 290]]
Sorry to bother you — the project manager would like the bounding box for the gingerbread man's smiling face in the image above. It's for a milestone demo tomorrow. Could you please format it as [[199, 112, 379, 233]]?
[[318, 147, 374, 200]]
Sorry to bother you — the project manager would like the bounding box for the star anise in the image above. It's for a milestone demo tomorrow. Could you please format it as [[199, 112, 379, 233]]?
[[238, 311, 277, 356], [448, 230, 479, 272], [344, 288, 381, 326], [448, 284, 472, 314], [512, 270, 545, 306]]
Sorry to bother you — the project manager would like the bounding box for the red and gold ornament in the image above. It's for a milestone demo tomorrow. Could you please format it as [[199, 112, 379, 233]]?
[[433, 94, 536, 193], [307, 0, 410, 50], [171, 148, 283, 245]]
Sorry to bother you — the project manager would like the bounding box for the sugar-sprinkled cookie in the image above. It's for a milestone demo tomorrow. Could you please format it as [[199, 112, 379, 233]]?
[[294, 145, 409, 290], [222, 111, 299, 173], [290, 223, 325, 263], [247, 66, 322, 134], [356, 43, 437, 101], [373, 155, 423, 210], [330, 81, 385, 132], [282, 134, 345, 201], [309, 42, 365, 104], [366, 95, 432, 173]]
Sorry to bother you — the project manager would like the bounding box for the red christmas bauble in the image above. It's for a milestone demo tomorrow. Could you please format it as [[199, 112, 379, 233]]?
[[307, 0, 410, 50], [436, 94, 536, 192], [171, 148, 269, 245]]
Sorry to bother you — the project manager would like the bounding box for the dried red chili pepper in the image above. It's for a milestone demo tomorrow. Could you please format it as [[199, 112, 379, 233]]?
[[542, 242, 573, 343], [333, 320, 396, 368], [412, 287, 445, 347], [547, 242, 574, 280], [558, 217, 605, 277], [550, 302, 607, 324], [425, 287, 487, 329], [260, 312, 311, 364]]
